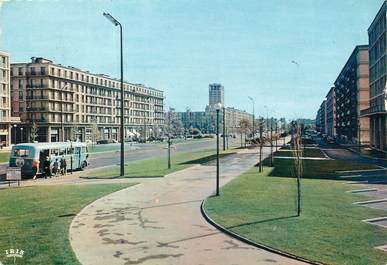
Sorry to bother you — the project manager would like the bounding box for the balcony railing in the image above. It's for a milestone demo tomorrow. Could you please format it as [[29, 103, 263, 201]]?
[[25, 71, 46, 76], [26, 107, 48, 112], [26, 95, 49, 100], [26, 84, 48, 89], [360, 105, 387, 116]]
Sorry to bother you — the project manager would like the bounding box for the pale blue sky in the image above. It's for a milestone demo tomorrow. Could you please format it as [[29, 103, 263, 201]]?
[[0, 0, 383, 119]]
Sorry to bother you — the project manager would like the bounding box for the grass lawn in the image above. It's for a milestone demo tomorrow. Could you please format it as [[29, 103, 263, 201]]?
[[82, 149, 236, 179], [0, 183, 134, 265], [204, 159, 387, 265], [0, 151, 10, 163], [274, 147, 326, 158]]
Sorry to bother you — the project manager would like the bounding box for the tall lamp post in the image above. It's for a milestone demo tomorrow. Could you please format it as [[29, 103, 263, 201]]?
[[13, 124, 17, 144], [248, 96, 255, 139], [103, 12, 124, 177], [222, 107, 226, 151], [215, 103, 222, 196]]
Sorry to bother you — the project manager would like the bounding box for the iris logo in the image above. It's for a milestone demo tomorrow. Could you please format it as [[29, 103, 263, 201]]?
[[2, 248, 25, 264]]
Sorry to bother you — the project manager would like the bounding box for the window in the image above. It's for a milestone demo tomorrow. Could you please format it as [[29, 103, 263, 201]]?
[[13, 149, 31, 158]]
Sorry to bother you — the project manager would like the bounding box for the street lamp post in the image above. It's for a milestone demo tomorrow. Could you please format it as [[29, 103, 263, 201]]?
[[103, 12, 125, 177], [215, 103, 222, 196], [222, 107, 226, 151], [248, 96, 255, 140], [259, 118, 263, 172], [20, 127, 23, 143], [270, 117, 273, 167], [13, 124, 17, 144]]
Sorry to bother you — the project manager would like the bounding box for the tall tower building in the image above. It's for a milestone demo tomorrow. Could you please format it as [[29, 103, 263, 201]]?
[[209, 83, 224, 106]]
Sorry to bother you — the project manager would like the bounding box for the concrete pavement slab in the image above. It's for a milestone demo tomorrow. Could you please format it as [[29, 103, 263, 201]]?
[[70, 150, 306, 265]]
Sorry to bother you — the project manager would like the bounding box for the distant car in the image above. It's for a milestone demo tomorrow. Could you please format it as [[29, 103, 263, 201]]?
[[327, 138, 335, 144]]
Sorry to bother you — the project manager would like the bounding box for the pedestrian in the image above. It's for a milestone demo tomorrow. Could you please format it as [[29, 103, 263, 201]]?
[[60, 156, 67, 176], [52, 158, 59, 177], [43, 157, 51, 178]]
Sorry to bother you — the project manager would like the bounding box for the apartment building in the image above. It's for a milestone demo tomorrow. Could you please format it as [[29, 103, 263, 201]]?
[[316, 100, 327, 135], [361, 1, 387, 151], [326, 87, 336, 138], [0, 50, 20, 146], [335, 45, 370, 144], [10, 57, 164, 142]]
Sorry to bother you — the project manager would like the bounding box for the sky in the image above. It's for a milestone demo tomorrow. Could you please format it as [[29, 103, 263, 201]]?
[[0, 0, 384, 119]]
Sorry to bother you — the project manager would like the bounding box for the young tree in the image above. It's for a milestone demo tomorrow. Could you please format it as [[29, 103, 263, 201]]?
[[291, 122, 303, 216], [90, 122, 99, 147], [30, 122, 39, 143], [238, 118, 252, 147], [70, 125, 80, 142]]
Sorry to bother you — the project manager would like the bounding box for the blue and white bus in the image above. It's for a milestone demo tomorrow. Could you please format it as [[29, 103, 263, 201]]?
[[9, 142, 89, 178]]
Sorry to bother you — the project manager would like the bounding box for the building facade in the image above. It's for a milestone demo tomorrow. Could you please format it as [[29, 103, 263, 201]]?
[[209, 83, 224, 106], [361, 2, 387, 151], [326, 87, 336, 138], [316, 100, 327, 135], [175, 110, 208, 133], [335, 45, 370, 144], [0, 51, 20, 146], [10, 57, 164, 143]]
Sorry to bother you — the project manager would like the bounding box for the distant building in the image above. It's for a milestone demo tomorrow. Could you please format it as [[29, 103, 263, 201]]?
[[0, 50, 19, 146], [361, 1, 387, 151], [326, 87, 336, 138], [335, 45, 370, 144], [175, 110, 208, 133], [175, 83, 252, 134], [209, 83, 224, 107], [317, 100, 327, 135], [10, 57, 164, 142]]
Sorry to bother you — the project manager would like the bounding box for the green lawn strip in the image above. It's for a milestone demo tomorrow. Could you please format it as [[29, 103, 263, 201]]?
[[274, 148, 325, 158], [205, 160, 387, 265], [265, 158, 379, 181], [82, 149, 236, 179], [0, 183, 134, 265], [0, 151, 10, 163]]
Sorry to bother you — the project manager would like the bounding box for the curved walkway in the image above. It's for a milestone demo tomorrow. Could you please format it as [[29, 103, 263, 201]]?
[[70, 148, 306, 265]]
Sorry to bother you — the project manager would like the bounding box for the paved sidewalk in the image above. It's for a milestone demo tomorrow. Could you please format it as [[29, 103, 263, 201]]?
[[70, 148, 306, 265]]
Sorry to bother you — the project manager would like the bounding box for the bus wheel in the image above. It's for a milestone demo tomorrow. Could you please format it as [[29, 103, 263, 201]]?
[[81, 161, 87, 170]]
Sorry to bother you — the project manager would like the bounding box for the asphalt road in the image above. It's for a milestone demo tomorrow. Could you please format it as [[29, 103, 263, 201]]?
[[317, 138, 387, 168], [0, 138, 241, 175], [88, 138, 241, 170]]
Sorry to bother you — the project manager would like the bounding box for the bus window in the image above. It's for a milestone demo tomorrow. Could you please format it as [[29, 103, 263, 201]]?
[[51, 149, 59, 156], [13, 149, 31, 158], [67, 147, 73, 154], [59, 148, 66, 156]]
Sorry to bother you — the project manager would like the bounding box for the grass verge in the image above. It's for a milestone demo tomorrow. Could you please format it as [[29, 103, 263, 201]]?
[[274, 148, 326, 158], [204, 159, 387, 265], [82, 149, 236, 179], [0, 183, 134, 265], [0, 151, 10, 163]]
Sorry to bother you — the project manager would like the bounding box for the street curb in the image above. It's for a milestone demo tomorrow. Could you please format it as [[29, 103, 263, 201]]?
[[200, 200, 326, 265], [346, 147, 387, 162]]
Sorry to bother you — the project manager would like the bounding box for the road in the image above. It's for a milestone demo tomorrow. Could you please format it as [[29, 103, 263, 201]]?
[[70, 145, 306, 265], [0, 138, 241, 176], [88, 139, 236, 170], [317, 138, 387, 168]]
